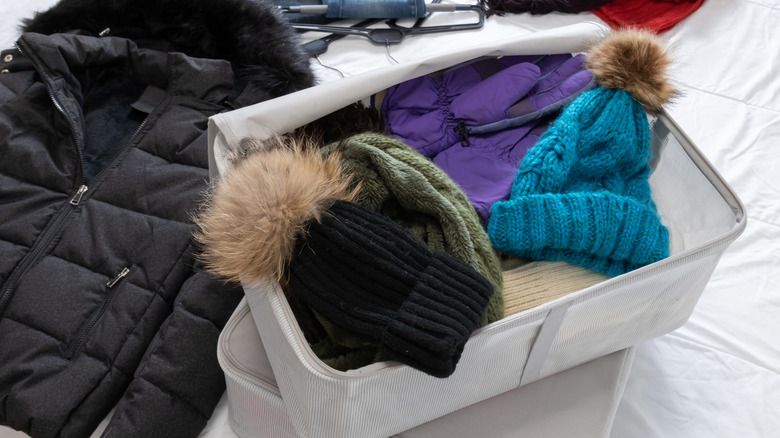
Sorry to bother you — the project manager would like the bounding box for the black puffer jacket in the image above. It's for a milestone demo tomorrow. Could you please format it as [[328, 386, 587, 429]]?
[[0, 0, 313, 437]]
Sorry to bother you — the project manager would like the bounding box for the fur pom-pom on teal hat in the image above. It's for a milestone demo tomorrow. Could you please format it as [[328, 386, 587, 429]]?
[[488, 29, 675, 277]]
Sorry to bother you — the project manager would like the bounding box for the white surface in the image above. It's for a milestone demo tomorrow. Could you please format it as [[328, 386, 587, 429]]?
[[1, 0, 778, 437]]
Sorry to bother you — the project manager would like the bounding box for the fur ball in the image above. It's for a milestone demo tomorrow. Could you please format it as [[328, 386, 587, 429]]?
[[585, 29, 676, 112], [194, 136, 358, 283]]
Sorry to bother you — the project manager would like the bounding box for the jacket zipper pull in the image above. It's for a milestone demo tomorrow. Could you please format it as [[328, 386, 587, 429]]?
[[70, 185, 88, 205], [453, 120, 470, 147], [106, 267, 130, 288]]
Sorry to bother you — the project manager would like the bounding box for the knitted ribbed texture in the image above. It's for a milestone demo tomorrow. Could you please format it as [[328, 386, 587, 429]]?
[[488, 88, 670, 277], [288, 201, 494, 378], [321, 133, 504, 324], [502, 260, 608, 316]]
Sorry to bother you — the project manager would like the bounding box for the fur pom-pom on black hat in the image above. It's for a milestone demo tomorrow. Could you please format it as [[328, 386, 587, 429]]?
[[585, 29, 676, 112], [194, 137, 358, 283]]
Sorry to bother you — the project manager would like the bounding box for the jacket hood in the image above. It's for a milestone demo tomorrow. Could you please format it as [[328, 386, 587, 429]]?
[[21, 0, 315, 97]]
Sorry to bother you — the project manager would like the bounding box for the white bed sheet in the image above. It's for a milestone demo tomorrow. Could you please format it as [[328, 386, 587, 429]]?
[[1, 1, 777, 437]]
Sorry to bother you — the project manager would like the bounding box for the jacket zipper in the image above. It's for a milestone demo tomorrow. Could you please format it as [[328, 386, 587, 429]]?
[[1, 40, 158, 318], [0, 187, 88, 317], [18, 37, 161, 187], [0, 41, 90, 318], [16, 37, 161, 183], [66, 267, 130, 359], [15, 40, 85, 175]]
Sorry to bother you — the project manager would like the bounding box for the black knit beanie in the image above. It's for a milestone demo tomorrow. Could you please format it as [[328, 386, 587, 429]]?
[[288, 200, 494, 378]]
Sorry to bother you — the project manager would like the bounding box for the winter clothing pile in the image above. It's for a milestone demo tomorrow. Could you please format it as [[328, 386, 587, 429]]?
[[318, 132, 505, 326], [0, 0, 313, 437], [195, 137, 498, 377], [0, 0, 682, 429], [198, 133, 504, 376], [381, 53, 595, 222], [488, 29, 674, 277], [313, 132, 506, 371], [195, 29, 674, 377]]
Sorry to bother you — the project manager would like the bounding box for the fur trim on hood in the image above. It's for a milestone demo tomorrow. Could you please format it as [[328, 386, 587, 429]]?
[[21, 0, 314, 96], [194, 136, 358, 283]]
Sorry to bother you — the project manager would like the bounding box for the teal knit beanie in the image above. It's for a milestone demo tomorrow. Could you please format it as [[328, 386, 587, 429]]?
[[488, 30, 676, 277]]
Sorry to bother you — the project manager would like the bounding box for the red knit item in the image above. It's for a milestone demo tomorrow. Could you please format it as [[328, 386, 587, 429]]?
[[593, 0, 705, 34]]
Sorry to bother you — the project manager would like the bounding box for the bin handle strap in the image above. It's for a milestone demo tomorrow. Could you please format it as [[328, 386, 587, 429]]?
[[520, 303, 571, 386]]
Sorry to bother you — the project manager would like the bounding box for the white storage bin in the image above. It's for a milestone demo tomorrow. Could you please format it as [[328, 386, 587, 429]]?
[[208, 22, 745, 438]]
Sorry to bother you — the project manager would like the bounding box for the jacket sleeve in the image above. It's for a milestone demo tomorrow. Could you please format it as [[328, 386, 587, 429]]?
[[100, 260, 243, 438]]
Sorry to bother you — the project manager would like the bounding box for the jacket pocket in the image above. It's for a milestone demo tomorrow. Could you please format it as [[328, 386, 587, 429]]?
[[66, 266, 131, 359]]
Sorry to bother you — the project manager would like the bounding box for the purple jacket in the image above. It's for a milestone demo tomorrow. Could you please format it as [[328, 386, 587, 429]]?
[[381, 54, 594, 222]]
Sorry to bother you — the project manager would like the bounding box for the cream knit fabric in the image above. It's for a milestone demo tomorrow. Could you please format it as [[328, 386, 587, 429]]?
[[502, 259, 608, 316]]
